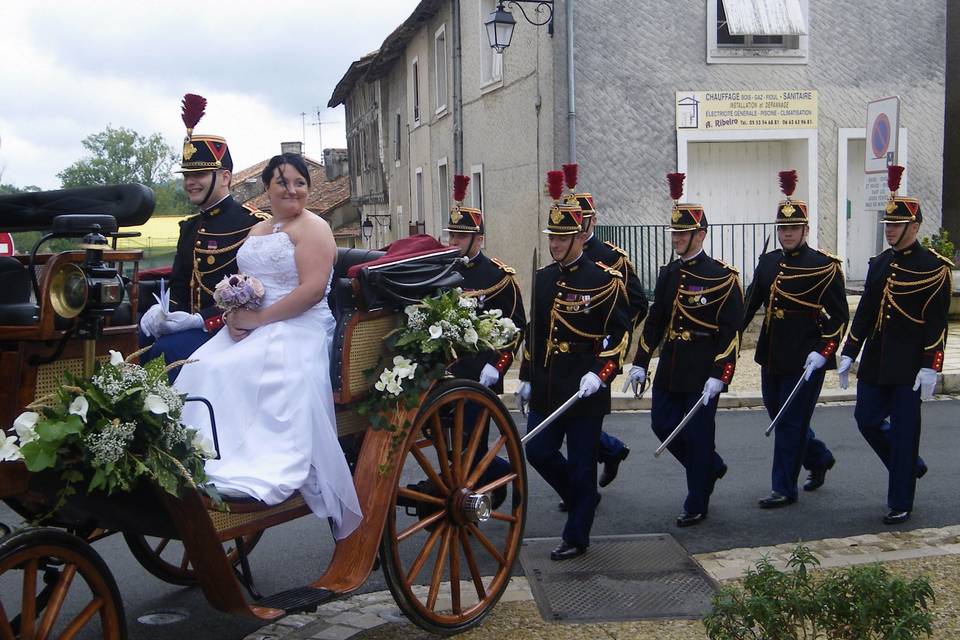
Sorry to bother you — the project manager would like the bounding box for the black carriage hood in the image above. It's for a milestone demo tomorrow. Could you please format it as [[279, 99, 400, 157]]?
[[0, 184, 155, 231]]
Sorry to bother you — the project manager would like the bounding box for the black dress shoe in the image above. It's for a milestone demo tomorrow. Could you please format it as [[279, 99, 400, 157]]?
[[550, 540, 586, 561], [676, 511, 706, 527], [883, 510, 911, 525], [803, 459, 835, 492], [599, 446, 630, 488], [758, 492, 797, 509], [558, 493, 601, 512], [916, 463, 928, 479], [716, 463, 728, 480], [490, 485, 507, 511]]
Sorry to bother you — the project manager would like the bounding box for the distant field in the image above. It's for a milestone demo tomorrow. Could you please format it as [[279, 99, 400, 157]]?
[[115, 215, 188, 249]]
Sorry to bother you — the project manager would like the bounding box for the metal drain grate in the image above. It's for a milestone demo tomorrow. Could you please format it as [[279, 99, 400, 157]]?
[[519, 534, 717, 623]]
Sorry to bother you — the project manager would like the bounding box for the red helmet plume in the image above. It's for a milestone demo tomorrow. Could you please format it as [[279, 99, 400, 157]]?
[[778, 170, 797, 198], [562, 163, 578, 191], [453, 174, 470, 204], [181, 93, 207, 133], [547, 170, 565, 201], [667, 173, 685, 202], [887, 165, 905, 193]]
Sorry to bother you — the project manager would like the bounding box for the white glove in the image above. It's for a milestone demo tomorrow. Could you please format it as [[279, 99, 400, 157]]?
[[803, 351, 828, 381], [479, 363, 500, 387], [837, 355, 853, 389], [702, 377, 724, 405], [622, 365, 647, 395], [159, 311, 204, 334], [139, 304, 165, 337], [912, 368, 938, 400], [578, 372, 603, 398], [516, 381, 531, 415]]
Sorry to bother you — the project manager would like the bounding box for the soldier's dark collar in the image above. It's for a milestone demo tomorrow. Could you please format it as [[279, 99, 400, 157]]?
[[785, 242, 808, 257], [558, 252, 585, 272], [894, 240, 921, 256], [680, 249, 704, 265], [200, 194, 231, 217], [464, 251, 483, 268]]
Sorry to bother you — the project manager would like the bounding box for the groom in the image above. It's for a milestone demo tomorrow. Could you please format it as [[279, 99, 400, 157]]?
[[139, 94, 265, 373]]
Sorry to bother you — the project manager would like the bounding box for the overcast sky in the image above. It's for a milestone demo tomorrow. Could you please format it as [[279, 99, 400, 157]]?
[[0, 0, 420, 189]]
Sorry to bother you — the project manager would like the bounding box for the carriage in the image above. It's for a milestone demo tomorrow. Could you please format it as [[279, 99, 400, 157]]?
[[0, 185, 527, 639]]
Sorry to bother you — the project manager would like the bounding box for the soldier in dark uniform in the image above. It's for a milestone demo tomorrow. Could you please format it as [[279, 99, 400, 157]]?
[[627, 173, 743, 527], [139, 94, 265, 375], [742, 170, 846, 509], [838, 165, 952, 525], [562, 164, 648, 493], [518, 170, 631, 560]]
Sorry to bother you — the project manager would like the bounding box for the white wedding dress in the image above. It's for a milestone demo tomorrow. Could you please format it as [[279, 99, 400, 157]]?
[[175, 231, 362, 540]]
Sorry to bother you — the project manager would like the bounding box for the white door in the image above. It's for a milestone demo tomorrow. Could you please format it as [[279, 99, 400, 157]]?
[[844, 138, 881, 282]]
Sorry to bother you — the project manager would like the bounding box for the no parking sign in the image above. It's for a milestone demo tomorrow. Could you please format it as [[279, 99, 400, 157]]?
[[865, 97, 900, 173], [0, 232, 13, 256]]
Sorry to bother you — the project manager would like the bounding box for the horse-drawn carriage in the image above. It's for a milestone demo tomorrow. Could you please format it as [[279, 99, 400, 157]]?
[[0, 185, 527, 638]]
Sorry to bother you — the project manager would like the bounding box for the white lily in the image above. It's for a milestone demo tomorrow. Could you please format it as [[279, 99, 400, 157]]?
[[144, 394, 170, 415], [0, 435, 22, 462], [191, 431, 217, 459], [385, 379, 403, 396], [463, 327, 479, 345], [109, 350, 124, 366], [428, 324, 443, 340], [13, 412, 39, 444], [458, 296, 477, 308], [68, 396, 89, 422]]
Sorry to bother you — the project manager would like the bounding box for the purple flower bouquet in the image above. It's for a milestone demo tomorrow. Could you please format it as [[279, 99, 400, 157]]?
[[213, 273, 265, 313]]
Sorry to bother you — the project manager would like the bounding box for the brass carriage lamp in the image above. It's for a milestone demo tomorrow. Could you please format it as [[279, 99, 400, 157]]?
[[484, 1, 554, 53]]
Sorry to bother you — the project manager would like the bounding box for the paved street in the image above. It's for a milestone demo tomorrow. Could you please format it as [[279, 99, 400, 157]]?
[[2, 399, 959, 639]]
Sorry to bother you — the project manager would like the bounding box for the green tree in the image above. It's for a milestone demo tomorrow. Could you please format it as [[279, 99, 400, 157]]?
[[57, 125, 177, 189]]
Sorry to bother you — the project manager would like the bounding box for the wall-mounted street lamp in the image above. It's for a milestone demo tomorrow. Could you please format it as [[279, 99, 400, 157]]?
[[484, 1, 554, 53], [361, 213, 391, 242]]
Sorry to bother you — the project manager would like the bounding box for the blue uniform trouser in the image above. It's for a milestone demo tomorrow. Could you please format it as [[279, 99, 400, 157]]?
[[761, 368, 833, 499], [463, 402, 511, 484], [651, 389, 724, 515], [854, 380, 922, 512], [597, 429, 627, 465], [525, 410, 602, 549], [139, 328, 212, 382]]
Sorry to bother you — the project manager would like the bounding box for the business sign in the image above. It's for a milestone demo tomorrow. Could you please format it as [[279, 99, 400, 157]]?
[[864, 96, 902, 213], [676, 90, 818, 131], [0, 232, 13, 256]]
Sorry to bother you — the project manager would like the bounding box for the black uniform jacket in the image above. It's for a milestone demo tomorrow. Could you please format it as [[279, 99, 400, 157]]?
[[583, 235, 649, 327], [448, 252, 526, 394], [519, 254, 632, 418], [742, 244, 848, 375], [633, 252, 744, 393], [841, 241, 952, 385], [169, 195, 265, 332]]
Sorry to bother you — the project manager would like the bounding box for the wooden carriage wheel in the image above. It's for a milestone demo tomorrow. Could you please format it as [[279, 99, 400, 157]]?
[[0, 527, 126, 639], [122, 530, 264, 586], [380, 380, 526, 635]]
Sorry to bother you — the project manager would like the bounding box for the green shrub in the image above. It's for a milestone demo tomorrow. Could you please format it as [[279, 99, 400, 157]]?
[[703, 545, 934, 640], [921, 229, 956, 262]]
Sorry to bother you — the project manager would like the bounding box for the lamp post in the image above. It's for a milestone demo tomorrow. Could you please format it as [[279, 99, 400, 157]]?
[[484, 1, 554, 52]]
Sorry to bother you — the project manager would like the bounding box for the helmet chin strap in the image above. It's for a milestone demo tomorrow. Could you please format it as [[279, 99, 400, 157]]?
[[892, 223, 910, 250], [678, 231, 694, 258], [201, 171, 218, 211], [465, 234, 477, 259], [556, 235, 576, 265]]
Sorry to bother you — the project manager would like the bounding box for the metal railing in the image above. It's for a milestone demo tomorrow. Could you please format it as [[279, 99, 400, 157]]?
[[594, 222, 778, 294]]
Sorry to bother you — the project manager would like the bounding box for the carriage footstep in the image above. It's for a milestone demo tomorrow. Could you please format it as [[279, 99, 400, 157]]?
[[257, 585, 337, 614]]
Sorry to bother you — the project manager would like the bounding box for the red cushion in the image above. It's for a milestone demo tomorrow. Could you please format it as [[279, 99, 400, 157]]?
[[139, 266, 172, 280], [346, 234, 458, 278]]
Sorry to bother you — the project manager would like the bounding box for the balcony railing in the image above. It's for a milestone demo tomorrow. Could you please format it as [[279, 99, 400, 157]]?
[[594, 222, 778, 294]]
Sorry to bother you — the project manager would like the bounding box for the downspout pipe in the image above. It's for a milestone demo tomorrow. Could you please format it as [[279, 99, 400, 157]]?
[[565, 0, 576, 163], [452, 0, 464, 174]]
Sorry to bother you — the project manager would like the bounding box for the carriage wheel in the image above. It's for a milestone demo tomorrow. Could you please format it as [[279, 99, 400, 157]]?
[[0, 527, 126, 639], [122, 530, 264, 586], [380, 380, 526, 635]]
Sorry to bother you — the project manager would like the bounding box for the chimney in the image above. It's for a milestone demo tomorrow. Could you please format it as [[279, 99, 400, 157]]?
[[280, 141, 304, 156]]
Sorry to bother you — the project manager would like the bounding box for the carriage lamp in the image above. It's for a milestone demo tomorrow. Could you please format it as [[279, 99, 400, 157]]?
[[484, 1, 554, 53]]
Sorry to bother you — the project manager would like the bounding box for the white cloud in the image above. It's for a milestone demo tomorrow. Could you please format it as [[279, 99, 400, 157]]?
[[0, 0, 419, 189]]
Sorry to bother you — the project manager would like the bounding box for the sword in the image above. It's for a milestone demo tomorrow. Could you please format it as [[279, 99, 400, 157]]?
[[765, 374, 807, 437], [655, 395, 705, 457], [520, 391, 580, 445], [518, 248, 539, 417]]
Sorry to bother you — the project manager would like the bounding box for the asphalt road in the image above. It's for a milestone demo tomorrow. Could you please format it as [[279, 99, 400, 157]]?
[[2, 399, 958, 639]]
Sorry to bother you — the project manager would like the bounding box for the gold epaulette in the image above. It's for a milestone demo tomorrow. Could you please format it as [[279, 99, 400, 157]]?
[[816, 248, 842, 264], [929, 248, 955, 267], [491, 257, 517, 274], [603, 241, 629, 258], [249, 206, 271, 221], [180, 212, 201, 226], [715, 258, 739, 273], [596, 262, 623, 279]]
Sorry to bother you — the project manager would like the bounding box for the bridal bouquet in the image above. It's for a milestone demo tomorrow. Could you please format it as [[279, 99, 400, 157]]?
[[213, 273, 265, 313], [1, 349, 218, 511]]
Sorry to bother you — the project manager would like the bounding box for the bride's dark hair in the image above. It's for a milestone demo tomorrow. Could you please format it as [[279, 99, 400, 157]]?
[[261, 153, 312, 189]]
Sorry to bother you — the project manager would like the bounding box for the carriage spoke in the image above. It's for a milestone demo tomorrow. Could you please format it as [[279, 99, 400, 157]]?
[[462, 406, 490, 482], [489, 511, 518, 523], [36, 563, 78, 640], [153, 538, 170, 555], [474, 473, 517, 496], [179, 551, 190, 571], [21, 558, 38, 639], [397, 486, 446, 506], [426, 526, 452, 611], [467, 523, 506, 567], [397, 509, 448, 542], [430, 415, 454, 489], [451, 400, 465, 484], [405, 522, 447, 584], [458, 528, 486, 601], [449, 526, 461, 615], [464, 436, 507, 488], [410, 446, 449, 495], [58, 597, 104, 640], [0, 600, 15, 640]]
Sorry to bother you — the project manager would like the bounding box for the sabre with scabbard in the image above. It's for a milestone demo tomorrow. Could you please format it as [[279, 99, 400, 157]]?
[[518, 248, 537, 417]]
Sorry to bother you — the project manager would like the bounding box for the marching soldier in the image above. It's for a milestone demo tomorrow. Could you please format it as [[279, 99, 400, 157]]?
[[627, 173, 743, 527], [518, 170, 632, 560], [140, 94, 265, 373], [562, 164, 648, 493], [838, 165, 952, 525], [742, 170, 846, 509]]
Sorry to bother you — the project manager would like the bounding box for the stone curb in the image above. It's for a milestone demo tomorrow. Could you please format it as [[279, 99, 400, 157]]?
[[243, 525, 960, 640]]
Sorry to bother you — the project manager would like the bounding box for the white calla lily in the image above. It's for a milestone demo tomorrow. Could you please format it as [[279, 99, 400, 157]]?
[[68, 396, 89, 422], [13, 411, 39, 444], [191, 431, 217, 459], [109, 350, 124, 366], [463, 327, 479, 344], [144, 394, 170, 415], [428, 324, 443, 340], [0, 435, 22, 461]]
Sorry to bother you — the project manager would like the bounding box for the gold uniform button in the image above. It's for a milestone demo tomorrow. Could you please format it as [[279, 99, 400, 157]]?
[[195, 241, 201, 246], [207, 255, 215, 265]]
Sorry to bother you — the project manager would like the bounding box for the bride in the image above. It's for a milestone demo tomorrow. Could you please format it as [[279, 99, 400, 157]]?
[[175, 153, 362, 540]]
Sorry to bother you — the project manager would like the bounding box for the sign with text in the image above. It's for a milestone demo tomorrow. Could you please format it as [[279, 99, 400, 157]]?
[[676, 90, 818, 131]]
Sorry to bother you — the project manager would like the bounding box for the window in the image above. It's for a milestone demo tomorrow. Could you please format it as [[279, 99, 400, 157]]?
[[470, 164, 484, 211], [708, 0, 808, 64], [479, 0, 503, 86], [415, 168, 425, 224], [437, 158, 450, 222], [435, 26, 448, 113], [412, 58, 421, 123], [394, 113, 401, 162]]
